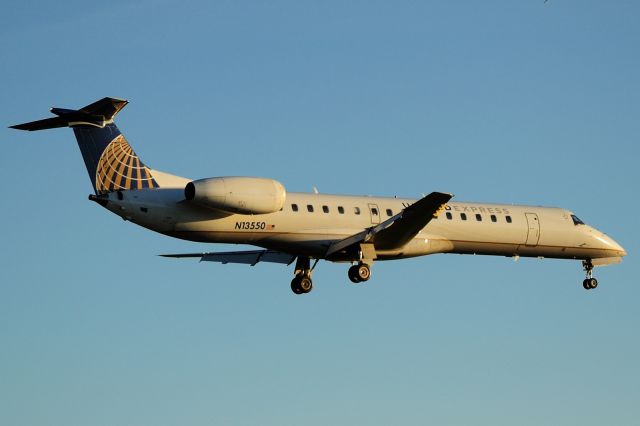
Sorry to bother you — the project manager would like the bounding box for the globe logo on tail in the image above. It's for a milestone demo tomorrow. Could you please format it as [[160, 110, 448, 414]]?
[[95, 135, 158, 195]]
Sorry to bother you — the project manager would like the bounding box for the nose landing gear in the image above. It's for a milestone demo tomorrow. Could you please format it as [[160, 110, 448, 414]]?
[[582, 260, 598, 290]]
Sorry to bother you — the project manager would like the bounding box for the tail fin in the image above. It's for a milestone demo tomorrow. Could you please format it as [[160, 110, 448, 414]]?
[[10, 97, 159, 195]]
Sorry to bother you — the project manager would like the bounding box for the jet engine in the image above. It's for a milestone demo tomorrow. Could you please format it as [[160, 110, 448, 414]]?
[[184, 177, 286, 215]]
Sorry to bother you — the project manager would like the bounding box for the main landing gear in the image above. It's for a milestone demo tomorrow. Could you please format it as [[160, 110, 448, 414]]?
[[291, 244, 375, 294], [347, 243, 374, 284], [582, 260, 598, 290], [290, 256, 318, 295], [348, 263, 371, 284], [289, 257, 373, 294]]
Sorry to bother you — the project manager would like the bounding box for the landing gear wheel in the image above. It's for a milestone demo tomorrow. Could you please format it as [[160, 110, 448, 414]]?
[[291, 277, 303, 294], [348, 265, 361, 283], [357, 264, 371, 282], [291, 275, 313, 294], [588, 278, 598, 289], [348, 263, 371, 283], [299, 276, 313, 293], [291, 256, 317, 294], [583, 279, 590, 290]]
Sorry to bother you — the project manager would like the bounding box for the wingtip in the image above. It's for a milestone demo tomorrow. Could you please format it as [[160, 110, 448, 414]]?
[[431, 191, 454, 199]]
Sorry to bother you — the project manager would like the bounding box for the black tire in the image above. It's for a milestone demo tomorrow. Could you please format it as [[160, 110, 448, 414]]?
[[357, 264, 371, 282], [348, 265, 361, 283], [583, 279, 590, 290], [300, 277, 313, 293], [589, 278, 598, 289], [291, 277, 303, 294]]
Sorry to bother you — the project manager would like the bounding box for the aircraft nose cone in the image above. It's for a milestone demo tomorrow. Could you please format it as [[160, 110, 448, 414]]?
[[609, 236, 626, 257], [618, 243, 627, 257], [596, 233, 626, 257]]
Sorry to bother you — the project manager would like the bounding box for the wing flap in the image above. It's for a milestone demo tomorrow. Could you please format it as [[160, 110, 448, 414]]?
[[160, 250, 296, 266]]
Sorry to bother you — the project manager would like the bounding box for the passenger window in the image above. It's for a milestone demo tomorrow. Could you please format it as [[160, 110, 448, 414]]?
[[476, 214, 482, 221], [338, 206, 344, 214], [371, 208, 378, 216], [446, 212, 452, 220], [490, 214, 497, 222], [307, 205, 314, 213], [461, 213, 467, 221], [291, 204, 298, 212], [506, 215, 512, 223], [386, 209, 393, 217], [354, 207, 361, 215], [322, 205, 329, 213]]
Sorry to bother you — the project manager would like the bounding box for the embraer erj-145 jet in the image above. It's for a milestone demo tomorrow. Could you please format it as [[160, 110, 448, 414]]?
[[11, 97, 626, 294]]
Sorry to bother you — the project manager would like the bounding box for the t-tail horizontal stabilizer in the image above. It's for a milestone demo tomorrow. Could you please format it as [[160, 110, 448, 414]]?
[[10, 97, 159, 195], [10, 97, 128, 131]]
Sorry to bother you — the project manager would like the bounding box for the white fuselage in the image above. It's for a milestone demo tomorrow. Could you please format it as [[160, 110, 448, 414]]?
[[98, 182, 626, 264]]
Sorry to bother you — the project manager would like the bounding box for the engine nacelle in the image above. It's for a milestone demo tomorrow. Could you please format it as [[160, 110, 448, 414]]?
[[185, 177, 286, 215]]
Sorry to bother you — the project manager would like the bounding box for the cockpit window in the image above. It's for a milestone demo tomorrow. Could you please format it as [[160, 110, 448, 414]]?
[[571, 214, 585, 226]]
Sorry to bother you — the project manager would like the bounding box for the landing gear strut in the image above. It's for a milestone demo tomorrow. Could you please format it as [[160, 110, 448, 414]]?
[[290, 256, 318, 295], [582, 260, 598, 290], [348, 263, 371, 284]]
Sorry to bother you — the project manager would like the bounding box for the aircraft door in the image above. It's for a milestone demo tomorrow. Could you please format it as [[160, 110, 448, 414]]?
[[525, 213, 540, 246], [368, 204, 381, 225]]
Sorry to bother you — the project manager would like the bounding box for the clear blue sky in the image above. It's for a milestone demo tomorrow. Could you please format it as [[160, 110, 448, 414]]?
[[1, 1, 638, 425]]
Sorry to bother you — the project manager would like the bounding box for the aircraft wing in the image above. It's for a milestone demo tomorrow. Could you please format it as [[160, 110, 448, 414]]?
[[160, 250, 297, 266], [325, 191, 453, 257]]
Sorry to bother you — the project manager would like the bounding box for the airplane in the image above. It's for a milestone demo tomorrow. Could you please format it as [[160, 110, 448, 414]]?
[[10, 97, 627, 294]]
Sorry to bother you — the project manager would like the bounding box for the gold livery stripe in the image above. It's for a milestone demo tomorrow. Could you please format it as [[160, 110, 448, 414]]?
[[95, 134, 158, 194]]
